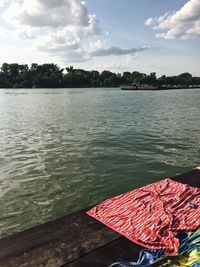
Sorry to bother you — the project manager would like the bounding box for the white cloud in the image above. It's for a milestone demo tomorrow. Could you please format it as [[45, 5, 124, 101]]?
[[1, 0, 103, 62], [33, 14, 102, 62], [145, 0, 200, 39], [88, 53, 141, 73], [0, 26, 9, 37], [3, 0, 89, 28], [0, 0, 9, 7], [90, 46, 148, 57], [0, 0, 148, 63], [89, 40, 104, 51]]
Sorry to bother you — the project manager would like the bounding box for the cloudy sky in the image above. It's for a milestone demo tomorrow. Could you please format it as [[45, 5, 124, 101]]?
[[0, 0, 199, 76]]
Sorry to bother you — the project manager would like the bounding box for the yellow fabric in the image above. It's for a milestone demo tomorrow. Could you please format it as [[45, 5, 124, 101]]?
[[157, 228, 200, 267]]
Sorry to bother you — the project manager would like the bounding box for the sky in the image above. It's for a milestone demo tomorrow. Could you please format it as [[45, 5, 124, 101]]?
[[0, 0, 199, 76]]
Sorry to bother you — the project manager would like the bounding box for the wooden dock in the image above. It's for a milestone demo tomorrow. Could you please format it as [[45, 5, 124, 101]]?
[[0, 167, 200, 267]]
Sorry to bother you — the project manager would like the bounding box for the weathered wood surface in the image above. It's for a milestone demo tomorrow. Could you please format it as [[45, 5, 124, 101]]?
[[172, 166, 200, 188], [0, 208, 120, 267], [0, 167, 199, 267]]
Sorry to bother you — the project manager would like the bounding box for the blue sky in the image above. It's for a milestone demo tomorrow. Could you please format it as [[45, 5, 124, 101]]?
[[0, 0, 199, 76]]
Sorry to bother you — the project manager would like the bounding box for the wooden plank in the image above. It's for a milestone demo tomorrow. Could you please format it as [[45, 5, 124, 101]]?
[[0, 208, 120, 267], [63, 237, 142, 267], [171, 167, 200, 188], [0, 168, 199, 267]]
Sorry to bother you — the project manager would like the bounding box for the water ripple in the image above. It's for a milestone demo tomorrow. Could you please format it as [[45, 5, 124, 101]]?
[[0, 88, 199, 237]]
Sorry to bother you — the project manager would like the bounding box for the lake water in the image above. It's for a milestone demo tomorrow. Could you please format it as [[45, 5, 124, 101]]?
[[0, 88, 199, 237]]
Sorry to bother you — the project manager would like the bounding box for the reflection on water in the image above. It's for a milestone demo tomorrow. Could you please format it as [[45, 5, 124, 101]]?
[[0, 88, 200, 237]]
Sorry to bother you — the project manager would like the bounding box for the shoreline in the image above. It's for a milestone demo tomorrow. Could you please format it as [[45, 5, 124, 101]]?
[[120, 85, 200, 91], [0, 86, 200, 90]]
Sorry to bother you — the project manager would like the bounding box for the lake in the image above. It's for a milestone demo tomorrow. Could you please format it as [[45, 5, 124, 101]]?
[[0, 88, 199, 237]]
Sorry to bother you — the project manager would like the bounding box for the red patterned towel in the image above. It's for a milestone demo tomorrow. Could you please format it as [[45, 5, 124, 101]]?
[[87, 179, 200, 255]]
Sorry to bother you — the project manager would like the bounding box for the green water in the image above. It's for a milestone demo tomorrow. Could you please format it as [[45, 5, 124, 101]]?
[[0, 88, 199, 237]]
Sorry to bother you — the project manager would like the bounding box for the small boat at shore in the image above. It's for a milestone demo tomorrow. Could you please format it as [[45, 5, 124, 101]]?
[[121, 84, 200, 90], [121, 85, 158, 90]]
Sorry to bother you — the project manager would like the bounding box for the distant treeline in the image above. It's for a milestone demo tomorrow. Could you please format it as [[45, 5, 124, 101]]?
[[0, 63, 199, 88]]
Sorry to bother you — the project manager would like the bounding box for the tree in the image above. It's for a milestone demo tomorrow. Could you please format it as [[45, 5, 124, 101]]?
[[141, 72, 157, 86], [30, 64, 64, 88], [0, 63, 199, 89], [122, 72, 132, 84]]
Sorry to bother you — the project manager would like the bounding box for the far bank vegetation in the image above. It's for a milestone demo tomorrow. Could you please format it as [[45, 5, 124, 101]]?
[[0, 63, 199, 88]]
